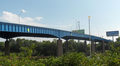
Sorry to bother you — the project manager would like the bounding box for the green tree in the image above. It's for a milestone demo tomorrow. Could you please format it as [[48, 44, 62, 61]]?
[[0, 42, 4, 51], [19, 43, 37, 57], [116, 37, 120, 42], [9, 38, 16, 52], [15, 38, 23, 52]]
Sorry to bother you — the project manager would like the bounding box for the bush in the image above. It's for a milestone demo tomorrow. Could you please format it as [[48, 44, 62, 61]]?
[[1, 45, 120, 66]]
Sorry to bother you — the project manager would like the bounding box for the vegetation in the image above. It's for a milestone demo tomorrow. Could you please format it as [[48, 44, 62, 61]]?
[[0, 38, 87, 56], [0, 45, 120, 66], [0, 37, 120, 65]]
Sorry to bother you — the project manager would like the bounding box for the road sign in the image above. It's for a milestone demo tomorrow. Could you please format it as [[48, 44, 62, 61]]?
[[106, 31, 119, 36], [72, 29, 85, 34]]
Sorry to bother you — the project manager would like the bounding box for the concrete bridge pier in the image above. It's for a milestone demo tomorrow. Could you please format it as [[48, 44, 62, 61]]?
[[5, 39, 10, 56], [57, 39, 63, 57], [91, 40, 95, 53], [65, 39, 69, 53], [84, 40, 87, 53], [102, 41, 105, 53], [94, 42, 97, 52]]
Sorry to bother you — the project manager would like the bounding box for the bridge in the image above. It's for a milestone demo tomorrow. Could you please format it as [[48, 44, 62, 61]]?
[[0, 21, 111, 56]]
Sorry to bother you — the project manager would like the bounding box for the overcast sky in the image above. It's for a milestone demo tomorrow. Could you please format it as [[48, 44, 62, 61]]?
[[0, 0, 120, 42]]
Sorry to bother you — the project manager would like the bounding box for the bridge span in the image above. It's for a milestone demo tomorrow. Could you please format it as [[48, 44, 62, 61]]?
[[0, 22, 111, 56]]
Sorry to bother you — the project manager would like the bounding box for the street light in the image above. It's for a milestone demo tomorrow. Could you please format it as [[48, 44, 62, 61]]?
[[88, 16, 91, 56], [19, 10, 25, 24]]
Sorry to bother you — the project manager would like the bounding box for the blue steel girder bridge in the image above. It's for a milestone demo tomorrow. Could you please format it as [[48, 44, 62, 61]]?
[[0, 22, 111, 56]]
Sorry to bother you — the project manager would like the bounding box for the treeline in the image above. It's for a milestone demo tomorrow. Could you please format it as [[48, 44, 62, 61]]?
[[0, 37, 120, 56], [0, 38, 86, 56]]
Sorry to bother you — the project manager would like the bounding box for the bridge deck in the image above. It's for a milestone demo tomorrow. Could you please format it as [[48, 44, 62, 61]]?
[[0, 22, 111, 42]]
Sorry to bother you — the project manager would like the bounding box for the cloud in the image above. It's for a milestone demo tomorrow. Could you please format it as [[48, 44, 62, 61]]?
[[0, 11, 18, 23], [0, 11, 47, 27], [23, 17, 34, 22], [35, 17, 43, 21]]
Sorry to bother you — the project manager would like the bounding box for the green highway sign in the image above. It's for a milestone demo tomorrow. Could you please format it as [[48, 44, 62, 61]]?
[[72, 29, 85, 34]]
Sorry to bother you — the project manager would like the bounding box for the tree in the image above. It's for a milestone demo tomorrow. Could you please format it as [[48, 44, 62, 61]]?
[[116, 37, 120, 42], [19, 44, 37, 57], [0, 42, 4, 51], [9, 38, 16, 52]]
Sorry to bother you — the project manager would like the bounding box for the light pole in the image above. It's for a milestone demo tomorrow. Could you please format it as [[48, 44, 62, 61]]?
[[88, 16, 91, 56], [19, 11, 23, 24], [19, 10, 25, 24]]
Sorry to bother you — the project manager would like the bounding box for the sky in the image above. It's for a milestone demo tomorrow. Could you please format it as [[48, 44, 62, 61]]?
[[0, 0, 120, 42]]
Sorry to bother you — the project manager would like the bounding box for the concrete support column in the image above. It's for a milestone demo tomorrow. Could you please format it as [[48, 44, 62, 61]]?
[[102, 41, 105, 53], [5, 39, 10, 56], [65, 40, 69, 53], [94, 42, 97, 52], [84, 40, 87, 53], [57, 40, 63, 57], [91, 40, 95, 52]]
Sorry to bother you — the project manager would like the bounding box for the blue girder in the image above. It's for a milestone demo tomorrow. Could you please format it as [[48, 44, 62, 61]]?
[[0, 22, 111, 42]]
